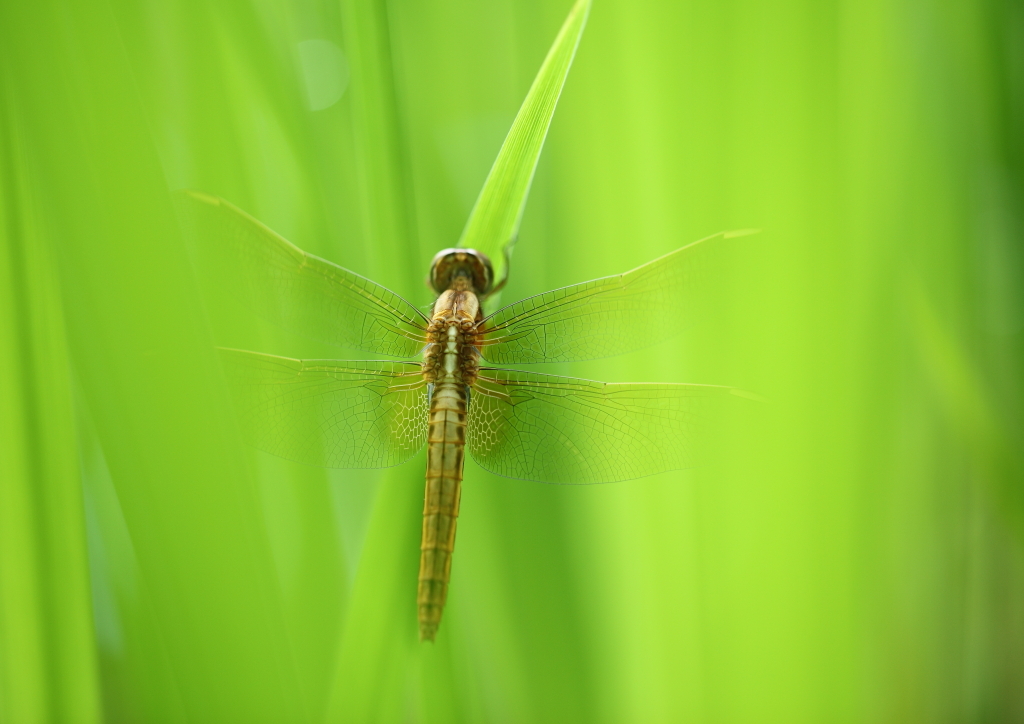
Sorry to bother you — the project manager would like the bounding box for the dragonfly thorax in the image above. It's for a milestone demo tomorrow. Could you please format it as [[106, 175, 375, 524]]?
[[443, 327, 459, 375], [430, 288, 480, 328], [423, 289, 482, 385]]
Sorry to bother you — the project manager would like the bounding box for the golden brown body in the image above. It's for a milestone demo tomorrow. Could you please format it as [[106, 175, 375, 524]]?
[[189, 190, 747, 645], [418, 277, 482, 641]]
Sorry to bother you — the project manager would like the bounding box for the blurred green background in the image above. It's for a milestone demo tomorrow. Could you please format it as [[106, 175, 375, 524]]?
[[2, 0, 1023, 722]]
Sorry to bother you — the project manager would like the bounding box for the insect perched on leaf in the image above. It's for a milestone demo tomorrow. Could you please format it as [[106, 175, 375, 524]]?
[[174, 0, 757, 642], [176, 190, 757, 641]]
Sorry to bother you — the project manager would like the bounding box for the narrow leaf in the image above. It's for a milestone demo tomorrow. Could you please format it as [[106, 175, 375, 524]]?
[[457, 0, 591, 293]]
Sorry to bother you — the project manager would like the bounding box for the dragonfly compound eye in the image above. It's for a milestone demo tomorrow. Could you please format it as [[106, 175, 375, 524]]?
[[428, 248, 494, 296]]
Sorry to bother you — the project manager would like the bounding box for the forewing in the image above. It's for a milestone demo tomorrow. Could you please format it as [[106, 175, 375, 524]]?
[[467, 368, 743, 484], [220, 349, 428, 469], [478, 230, 755, 363], [176, 190, 429, 358]]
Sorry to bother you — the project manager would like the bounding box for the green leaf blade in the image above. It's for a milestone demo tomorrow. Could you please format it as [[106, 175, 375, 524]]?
[[457, 0, 591, 291]]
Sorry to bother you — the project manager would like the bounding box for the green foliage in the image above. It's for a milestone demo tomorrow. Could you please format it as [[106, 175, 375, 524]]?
[[2, 0, 1024, 723], [457, 0, 590, 295]]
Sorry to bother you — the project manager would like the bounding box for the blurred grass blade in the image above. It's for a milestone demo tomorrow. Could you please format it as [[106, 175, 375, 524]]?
[[0, 107, 102, 723], [457, 0, 590, 291]]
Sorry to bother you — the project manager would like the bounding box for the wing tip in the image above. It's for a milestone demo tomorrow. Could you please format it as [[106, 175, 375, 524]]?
[[176, 188, 222, 207], [729, 387, 767, 403], [724, 228, 761, 239]]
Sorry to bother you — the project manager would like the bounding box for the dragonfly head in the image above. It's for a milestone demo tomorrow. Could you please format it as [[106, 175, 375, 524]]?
[[429, 248, 494, 296]]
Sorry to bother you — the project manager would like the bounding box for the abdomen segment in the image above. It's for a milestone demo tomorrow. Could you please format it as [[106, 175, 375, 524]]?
[[418, 381, 467, 641]]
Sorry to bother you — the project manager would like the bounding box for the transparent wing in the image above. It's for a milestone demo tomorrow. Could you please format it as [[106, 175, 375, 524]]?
[[477, 230, 756, 364], [220, 348, 428, 469], [467, 368, 745, 484], [176, 190, 429, 358]]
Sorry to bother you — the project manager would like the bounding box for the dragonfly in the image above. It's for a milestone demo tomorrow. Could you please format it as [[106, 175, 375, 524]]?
[[177, 190, 755, 642]]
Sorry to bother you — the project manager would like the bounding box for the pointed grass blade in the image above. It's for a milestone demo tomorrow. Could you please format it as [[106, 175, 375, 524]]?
[[457, 0, 591, 291]]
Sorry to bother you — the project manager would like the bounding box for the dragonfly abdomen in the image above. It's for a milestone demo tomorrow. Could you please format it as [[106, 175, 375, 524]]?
[[419, 380, 467, 641], [418, 278, 481, 642]]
